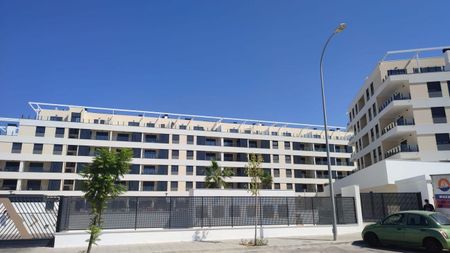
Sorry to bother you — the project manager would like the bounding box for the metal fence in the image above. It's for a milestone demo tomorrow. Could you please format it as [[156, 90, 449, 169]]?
[[0, 195, 60, 241], [360, 192, 422, 222], [57, 196, 357, 231]]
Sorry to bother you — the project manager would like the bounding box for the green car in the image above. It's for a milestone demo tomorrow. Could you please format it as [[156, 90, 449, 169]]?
[[362, 211, 450, 252]]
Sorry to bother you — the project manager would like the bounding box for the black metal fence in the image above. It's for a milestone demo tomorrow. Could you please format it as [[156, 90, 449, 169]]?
[[0, 195, 60, 241], [57, 196, 357, 231], [360, 192, 422, 222]]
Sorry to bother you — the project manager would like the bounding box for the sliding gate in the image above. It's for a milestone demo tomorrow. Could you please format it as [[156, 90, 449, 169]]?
[[0, 195, 60, 247]]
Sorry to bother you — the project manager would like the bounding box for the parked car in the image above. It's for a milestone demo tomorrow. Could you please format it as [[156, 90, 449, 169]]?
[[362, 211, 450, 253]]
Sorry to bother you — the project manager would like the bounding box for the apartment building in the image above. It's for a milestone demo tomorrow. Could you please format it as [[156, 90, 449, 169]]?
[[0, 102, 354, 196], [347, 46, 450, 170]]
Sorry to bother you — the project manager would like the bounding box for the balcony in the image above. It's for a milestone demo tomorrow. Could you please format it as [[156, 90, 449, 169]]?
[[382, 118, 415, 135], [378, 93, 411, 113], [385, 144, 419, 158]]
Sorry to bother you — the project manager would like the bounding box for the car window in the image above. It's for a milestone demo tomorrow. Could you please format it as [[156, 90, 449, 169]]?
[[382, 213, 405, 225], [431, 213, 450, 225], [406, 214, 429, 226]]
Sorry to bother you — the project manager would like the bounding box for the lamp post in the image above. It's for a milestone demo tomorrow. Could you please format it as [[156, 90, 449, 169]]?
[[319, 23, 346, 241]]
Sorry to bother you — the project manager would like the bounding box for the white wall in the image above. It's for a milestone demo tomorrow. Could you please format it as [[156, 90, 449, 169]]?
[[54, 224, 363, 248], [331, 160, 450, 195]]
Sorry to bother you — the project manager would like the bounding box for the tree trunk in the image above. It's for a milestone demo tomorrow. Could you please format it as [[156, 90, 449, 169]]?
[[86, 214, 98, 253], [254, 194, 257, 246]]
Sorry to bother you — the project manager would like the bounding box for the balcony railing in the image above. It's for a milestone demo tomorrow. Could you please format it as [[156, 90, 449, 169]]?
[[378, 93, 411, 113], [382, 118, 415, 135], [385, 144, 419, 158]]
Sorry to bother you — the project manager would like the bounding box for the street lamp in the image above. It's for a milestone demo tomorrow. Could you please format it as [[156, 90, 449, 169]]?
[[319, 23, 346, 241]]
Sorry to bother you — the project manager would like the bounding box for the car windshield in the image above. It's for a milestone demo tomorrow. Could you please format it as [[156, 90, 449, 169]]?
[[430, 213, 450, 225]]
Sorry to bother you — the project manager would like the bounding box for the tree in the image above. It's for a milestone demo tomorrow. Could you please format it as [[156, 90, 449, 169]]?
[[80, 148, 132, 253], [205, 160, 234, 188], [245, 154, 273, 246]]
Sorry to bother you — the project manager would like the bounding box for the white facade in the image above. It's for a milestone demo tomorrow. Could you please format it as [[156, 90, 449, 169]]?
[[0, 102, 355, 196]]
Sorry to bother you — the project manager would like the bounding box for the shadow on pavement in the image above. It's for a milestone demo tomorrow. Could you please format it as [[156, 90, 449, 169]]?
[[352, 240, 425, 253]]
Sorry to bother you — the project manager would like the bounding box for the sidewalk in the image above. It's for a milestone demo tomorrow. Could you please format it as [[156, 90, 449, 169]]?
[[0, 233, 362, 253]]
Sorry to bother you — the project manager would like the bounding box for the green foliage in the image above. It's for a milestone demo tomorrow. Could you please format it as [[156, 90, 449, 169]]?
[[246, 154, 272, 196], [80, 148, 132, 253], [205, 160, 234, 188]]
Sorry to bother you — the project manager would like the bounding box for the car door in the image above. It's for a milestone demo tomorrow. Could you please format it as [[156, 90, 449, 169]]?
[[377, 213, 406, 244], [401, 213, 430, 247]]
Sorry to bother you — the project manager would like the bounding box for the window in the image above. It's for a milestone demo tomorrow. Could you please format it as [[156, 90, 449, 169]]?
[[132, 148, 141, 158], [29, 162, 44, 172], [285, 155, 292, 164], [187, 150, 194, 160], [274, 183, 280, 190], [71, 112, 81, 122], [382, 213, 405, 225], [128, 121, 139, 126], [172, 134, 180, 144], [50, 162, 63, 172], [286, 169, 292, 178], [186, 166, 194, 175], [53, 144, 63, 155], [273, 169, 280, 177], [365, 88, 370, 100], [35, 126, 46, 137], [171, 165, 178, 175], [193, 126, 204, 131], [406, 214, 429, 226], [33, 144, 43, 154], [286, 183, 293, 190], [4, 162, 19, 172], [79, 129, 92, 139], [284, 141, 291, 150], [196, 182, 205, 189], [431, 107, 447, 123], [68, 128, 79, 139], [131, 132, 142, 142], [273, 155, 279, 163], [95, 131, 109, 140], [435, 133, 450, 151], [372, 103, 377, 117], [172, 150, 179, 159], [186, 181, 193, 190], [427, 81, 442, 97], [146, 122, 155, 127], [370, 82, 374, 96], [11, 142, 22, 153], [55, 128, 65, 138], [272, 141, 278, 149], [171, 182, 178, 191], [187, 135, 194, 144], [129, 164, 140, 174], [128, 181, 139, 191], [117, 133, 129, 141]]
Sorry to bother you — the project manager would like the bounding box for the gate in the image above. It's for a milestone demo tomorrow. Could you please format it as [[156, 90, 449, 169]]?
[[0, 195, 60, 247], [360, 192, 422, 222]]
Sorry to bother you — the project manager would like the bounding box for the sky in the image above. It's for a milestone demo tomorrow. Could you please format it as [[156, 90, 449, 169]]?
[[1, 0, 450, 127]]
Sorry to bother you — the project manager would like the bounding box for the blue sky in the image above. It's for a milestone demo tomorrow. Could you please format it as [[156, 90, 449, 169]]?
[[1, 0, 450, 127]]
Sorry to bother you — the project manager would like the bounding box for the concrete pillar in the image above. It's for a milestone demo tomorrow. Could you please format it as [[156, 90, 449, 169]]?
[[341, 185, 363, 226]]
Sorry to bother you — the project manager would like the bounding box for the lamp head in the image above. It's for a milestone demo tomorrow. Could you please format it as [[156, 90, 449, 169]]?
[[335, 23, 347, 33]]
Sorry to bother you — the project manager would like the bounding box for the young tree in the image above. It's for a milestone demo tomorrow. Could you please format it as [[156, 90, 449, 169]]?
[[80, 148, 132, 253], [205, 160, 234, 188], [246, 154, 273, 246]]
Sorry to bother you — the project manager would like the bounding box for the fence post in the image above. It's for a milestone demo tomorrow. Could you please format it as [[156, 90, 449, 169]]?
[[231, 197, 234, 228], [168, 197, 172, 228], [380, 193, 386, 217], [201, 197, 204, 228], [285, 197, 289, 226], [134, 197, 139, 230], [311, 198, 315, 225], [55, 196, 65, 232]]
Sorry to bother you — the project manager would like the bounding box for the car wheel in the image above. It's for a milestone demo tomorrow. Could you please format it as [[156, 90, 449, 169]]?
[[363, 232, 380, 248], [423, 238, 443, 253]]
